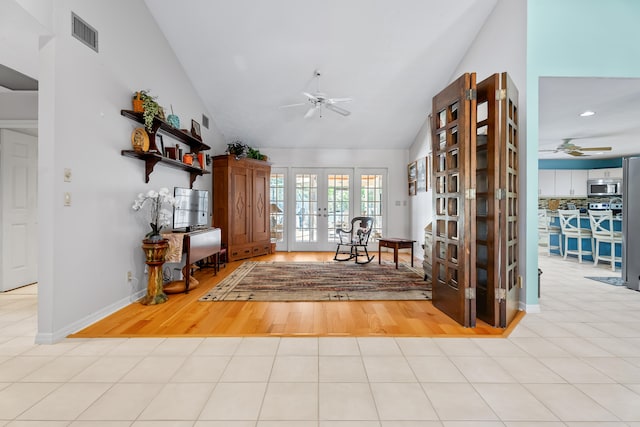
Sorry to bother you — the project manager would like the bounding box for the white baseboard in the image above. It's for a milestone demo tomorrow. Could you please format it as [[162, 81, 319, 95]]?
[[524, 303, 541, 313], [35, 290, 146, 344]]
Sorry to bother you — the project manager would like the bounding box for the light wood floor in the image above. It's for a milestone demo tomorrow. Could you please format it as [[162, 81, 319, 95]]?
[[70, 251, 522, 339]]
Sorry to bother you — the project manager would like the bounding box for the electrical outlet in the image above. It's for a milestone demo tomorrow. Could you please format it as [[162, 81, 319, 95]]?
[[127, 271, 132, 282], [144, 265, 148, 274]]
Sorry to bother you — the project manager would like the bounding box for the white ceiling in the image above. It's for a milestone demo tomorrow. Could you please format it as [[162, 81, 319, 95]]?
[[539, 77, 640, 160], [145, 0, 497, 150]]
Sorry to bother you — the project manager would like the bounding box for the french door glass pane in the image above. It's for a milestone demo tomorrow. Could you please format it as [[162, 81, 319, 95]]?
[[269, 173, 285, 243], [327, 174, 350, 242], [360, 174, 383, 241], [295, 174, 318, 242]]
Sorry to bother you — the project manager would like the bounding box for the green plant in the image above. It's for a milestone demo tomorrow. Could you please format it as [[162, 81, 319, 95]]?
[[247, 147, 262, 159], [226, 141, 247, 158], [134, 90, 161, 133]]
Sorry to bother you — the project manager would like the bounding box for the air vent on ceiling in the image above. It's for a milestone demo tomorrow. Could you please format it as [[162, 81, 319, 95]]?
[[71, 12, 98, 53], [202, 114, 210, 129]]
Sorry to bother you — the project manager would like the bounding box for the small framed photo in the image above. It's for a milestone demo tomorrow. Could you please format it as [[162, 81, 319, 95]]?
[[191, 119, 202, 140], [408, 181, 416, 196], [408, 161, 417, 182]]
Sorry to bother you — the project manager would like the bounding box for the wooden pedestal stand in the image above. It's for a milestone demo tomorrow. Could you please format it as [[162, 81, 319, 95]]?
[[141, 238, 169, 305]]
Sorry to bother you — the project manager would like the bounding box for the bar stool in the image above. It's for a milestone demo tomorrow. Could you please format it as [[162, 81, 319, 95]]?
[[588, 210, 622, 271], [538, 209, 562, 256], [558, 209, 593, 263]]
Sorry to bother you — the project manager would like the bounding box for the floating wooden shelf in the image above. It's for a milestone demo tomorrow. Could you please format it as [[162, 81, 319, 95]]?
[[121, 109, 211, 187], [121, 110, 210, 152], [121, 150, 210, 188]]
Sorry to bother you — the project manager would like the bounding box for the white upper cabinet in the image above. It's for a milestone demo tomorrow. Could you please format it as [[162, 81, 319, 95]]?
[[538, 170, 555, 196], [538, 169, 588, 197], [588, 167, 623, 179]]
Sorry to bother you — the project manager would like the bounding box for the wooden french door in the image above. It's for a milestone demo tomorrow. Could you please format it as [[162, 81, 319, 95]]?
[[474, 72, 520, 327], [431, 73, 477, 327], [499, 72, 520, 327], [432, 72, 519, 328]]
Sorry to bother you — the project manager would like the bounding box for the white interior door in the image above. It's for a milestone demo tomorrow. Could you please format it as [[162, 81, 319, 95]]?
[[1, 129, 38, 291], [290, 168, 353, 252]]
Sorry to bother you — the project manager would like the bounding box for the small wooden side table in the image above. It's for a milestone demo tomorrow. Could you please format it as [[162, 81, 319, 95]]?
[[378, 238, 416, 269]]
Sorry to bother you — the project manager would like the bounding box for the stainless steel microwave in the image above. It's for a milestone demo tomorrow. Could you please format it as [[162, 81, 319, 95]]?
[[587, 178, 622, 196]]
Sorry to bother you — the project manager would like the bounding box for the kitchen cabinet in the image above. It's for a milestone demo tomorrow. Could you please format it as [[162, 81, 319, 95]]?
[[588, 167, 623, 179], [538, 170, 555, 196], [539, 169, 588, 197], [212, 155, 271, 261]]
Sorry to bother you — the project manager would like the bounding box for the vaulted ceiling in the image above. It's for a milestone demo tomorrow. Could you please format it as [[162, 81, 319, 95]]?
[[145, 0, 498, 149]]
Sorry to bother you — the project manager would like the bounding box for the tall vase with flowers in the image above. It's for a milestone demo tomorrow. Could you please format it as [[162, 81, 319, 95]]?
[[132, 188, 176, 242], [132, 188, 176, 305]]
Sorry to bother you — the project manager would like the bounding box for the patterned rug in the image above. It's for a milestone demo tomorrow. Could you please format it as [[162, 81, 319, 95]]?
[[585, 276, 625, 286], [199, 261, 431, 302]]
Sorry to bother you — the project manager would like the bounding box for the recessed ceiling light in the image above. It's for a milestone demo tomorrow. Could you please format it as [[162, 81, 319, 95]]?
[[580, 110, 595, 117]]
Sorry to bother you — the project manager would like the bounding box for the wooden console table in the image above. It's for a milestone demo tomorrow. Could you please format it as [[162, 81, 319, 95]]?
[[378, 238, 416, 269], [163, 228, 221, 294]]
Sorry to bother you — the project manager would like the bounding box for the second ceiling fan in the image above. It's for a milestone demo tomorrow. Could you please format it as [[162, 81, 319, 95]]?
[[539, 138, 612, 157]]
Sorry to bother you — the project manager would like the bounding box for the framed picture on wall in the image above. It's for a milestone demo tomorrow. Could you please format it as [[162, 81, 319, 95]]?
[[408, 161, 417, 182], [426, 154, 431, 190], [417, 157, 426, 192], [408, 181, 417, 196]]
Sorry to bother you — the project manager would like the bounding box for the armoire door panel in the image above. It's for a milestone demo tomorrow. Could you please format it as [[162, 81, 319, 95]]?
[[230, 166, 251, 245], [252, 166, 270, 242]]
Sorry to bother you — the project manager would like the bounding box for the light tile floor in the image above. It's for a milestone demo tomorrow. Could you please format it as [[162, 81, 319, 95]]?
[[1, 249, 640, 426]]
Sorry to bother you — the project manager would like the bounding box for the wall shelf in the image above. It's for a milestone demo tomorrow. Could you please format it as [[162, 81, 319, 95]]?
[[121, 150, 210, 188], [121, 109, 211, 187]]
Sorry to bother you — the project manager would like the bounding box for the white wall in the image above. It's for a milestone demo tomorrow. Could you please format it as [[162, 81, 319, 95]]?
[[452, 0, 528, 306], [408, 0, 528, 297], [0, 92, 38, 120], [35, 0, 225, 342], [408, 119, 433, 260], [265, 147, 410, 239]]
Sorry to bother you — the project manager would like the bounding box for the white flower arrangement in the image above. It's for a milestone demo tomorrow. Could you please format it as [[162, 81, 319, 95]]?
[[132, 187, 176, 240]]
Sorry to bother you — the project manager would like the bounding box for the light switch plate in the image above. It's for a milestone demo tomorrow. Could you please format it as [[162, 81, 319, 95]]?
[[64, 192, 71, 206]]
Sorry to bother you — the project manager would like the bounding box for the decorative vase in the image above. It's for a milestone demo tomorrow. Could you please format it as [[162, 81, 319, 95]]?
[[167, 114, 180, 128], [140, 238, 169, 305], [132, 92, 144, 113]]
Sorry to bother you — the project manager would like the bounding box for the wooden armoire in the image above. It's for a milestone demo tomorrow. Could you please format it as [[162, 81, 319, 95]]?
[[212, 155, 271, 261], [431, 72, 519, 328]]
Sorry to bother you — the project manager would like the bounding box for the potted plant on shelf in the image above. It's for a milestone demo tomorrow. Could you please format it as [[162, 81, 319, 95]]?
[[133, 90, 161, 133]]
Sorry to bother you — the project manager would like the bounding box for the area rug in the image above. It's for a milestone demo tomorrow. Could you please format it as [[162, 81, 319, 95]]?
[[585, 276, 625, 286], [199, 261, 431, 302]]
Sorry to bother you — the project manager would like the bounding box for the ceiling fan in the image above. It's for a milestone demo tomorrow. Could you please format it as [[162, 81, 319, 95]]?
[[539, 138, 612, 157], [281, 70, 352, 118]]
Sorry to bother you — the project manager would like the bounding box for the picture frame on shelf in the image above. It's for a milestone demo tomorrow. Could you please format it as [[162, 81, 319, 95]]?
[[191, 119, 202, 140], [416, 156, 427, 192]]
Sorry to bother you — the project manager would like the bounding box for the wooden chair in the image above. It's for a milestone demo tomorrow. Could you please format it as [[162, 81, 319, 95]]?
[[558, 209, 593, 263], [588, 210, 622, 271], [538, 209, 562, 256], [334, 216, 375, 264]]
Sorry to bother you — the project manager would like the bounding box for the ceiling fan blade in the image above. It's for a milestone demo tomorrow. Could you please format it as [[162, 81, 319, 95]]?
[[538, 149, 558, 152], [302, 92, 319, 102], [279, 102, 307, 109], [325, 103, 351, 116], [326, 97, 353, 104], [567, 150, 587, 157], [304, 106, 319, 119], [578, 146, 612, 151]]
